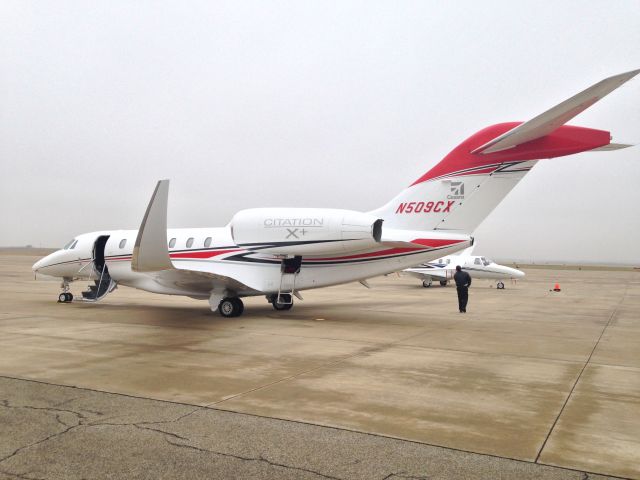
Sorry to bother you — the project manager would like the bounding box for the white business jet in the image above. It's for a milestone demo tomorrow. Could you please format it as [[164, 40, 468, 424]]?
[[33, 70, 638, 316], [404, 246, 524, 289]]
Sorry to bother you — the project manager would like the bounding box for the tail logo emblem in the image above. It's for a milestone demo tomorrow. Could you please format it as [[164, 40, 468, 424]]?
[[450, 182, 465, 197], [447, 182, 465, 200]]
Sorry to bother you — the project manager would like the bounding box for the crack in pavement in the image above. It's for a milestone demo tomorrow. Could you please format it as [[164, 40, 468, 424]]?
[[0, 467, 47, 480], [165, 438, 345, 480], [0, 399, 87, 466], [0, 400, 344, 480], [0, 400, 87, 422], [0, 423, 81, 466], [381, 473, 430, 480]]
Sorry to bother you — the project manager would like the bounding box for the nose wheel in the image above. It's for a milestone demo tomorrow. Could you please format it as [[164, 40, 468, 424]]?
[[58, 278, 73, 303], [58, 292, 74, 303], [497, 281, 505, 289]]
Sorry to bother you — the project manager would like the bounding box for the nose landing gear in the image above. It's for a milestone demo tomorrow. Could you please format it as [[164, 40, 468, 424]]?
[[58, 278, 74, 303]]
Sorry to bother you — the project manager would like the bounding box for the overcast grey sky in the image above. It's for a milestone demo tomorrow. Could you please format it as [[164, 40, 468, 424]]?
[[1, 0, 639, 264]]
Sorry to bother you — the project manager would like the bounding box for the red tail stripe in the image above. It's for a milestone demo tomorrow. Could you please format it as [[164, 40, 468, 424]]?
[[411, 123, 610, 185]]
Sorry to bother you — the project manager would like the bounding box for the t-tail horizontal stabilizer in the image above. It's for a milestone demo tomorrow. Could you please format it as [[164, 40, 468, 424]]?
[[472, 69, 640, 154], [131, 179, 173, 272]]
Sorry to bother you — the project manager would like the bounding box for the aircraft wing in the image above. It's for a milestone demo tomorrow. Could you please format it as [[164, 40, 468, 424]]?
[[148, 268, 258, 296], [472, 69, 640, 154], [404, 267, 449, 281], [132, 180, 257, 296]]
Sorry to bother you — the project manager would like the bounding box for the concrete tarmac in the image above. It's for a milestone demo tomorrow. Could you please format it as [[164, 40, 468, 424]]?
[[1, 252, 639, 479]]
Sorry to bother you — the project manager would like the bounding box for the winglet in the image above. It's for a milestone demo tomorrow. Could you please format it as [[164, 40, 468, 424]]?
[[131, 180, 173, 272], [471, 68, 640, 154]]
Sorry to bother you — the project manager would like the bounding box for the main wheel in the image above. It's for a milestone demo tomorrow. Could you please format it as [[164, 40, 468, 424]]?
[[272, 294, 293, 311], [422, 279, 432, 288], [58, 293, 67, 303], [232, 297, 244, 316], [497, 281, 505, 290], [439, 280, 448, 287], [218, 297, 243, 317]]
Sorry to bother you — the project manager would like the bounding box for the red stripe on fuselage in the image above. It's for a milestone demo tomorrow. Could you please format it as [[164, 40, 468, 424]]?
[[170, 249, 241, 259], [106, 248, 243, 262], [305, 239, 465, 262]]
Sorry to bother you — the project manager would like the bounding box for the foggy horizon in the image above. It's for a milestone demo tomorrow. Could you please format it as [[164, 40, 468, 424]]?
[[2, 1, 639, 265]]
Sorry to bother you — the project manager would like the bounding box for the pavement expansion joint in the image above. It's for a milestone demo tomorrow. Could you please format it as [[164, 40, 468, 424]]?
[[534, 285, 629, 464]]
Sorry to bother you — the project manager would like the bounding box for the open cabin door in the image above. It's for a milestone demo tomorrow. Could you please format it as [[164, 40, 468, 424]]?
[[81, 235, 116, 302]]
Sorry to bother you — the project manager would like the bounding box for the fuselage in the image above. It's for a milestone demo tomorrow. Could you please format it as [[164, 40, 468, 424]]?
[[33, 227, 472, 298]]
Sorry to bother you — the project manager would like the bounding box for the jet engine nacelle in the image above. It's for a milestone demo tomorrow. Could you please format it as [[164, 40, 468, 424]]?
[[230, 208, 383, 256]]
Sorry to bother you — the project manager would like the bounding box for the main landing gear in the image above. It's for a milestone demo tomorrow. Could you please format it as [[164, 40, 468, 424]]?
[[439, 280, 448, 287], [218, 297, 244, 318], [58, 278, 73, 303], [268, 294, 293, 311], [422, 279, 432, 288]]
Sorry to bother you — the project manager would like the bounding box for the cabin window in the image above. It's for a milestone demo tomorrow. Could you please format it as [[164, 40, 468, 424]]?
[[437, 259, 442, 263], [169, 238, 176, 248], [474, 258, 482, 265], [446, 259, 451, 264], [186, 237, 194, 248], [204, 237, 212, 248], [70, 240, 78, 249], [119, 239, 127, 249]]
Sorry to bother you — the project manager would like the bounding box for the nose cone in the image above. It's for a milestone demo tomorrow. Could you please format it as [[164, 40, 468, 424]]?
[[32, 256, 47, 272], [32, 251, 60, 275], [507, 266, 525, 279]]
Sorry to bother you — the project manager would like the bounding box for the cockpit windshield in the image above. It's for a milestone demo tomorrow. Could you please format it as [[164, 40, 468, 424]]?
[[481, 257, 492, 266], [62, 239, 77, 250]]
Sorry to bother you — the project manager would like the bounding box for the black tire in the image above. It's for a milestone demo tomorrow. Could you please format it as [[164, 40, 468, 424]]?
[[231, 297, 244, 317], [272, 294, 293, 311], [422, 280, 432, 288], [58, 293, 67, 303], [497, 282, 505, 290], [218, 298, 240, 317], [439, 280, 448, 287]]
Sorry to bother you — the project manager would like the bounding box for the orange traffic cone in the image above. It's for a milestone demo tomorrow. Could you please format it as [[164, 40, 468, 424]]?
[[553, 283, 561, 292]]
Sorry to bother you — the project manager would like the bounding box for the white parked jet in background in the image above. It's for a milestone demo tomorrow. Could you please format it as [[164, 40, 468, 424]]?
[[404, 246, 524, 289], [32, 69, 638, 316]]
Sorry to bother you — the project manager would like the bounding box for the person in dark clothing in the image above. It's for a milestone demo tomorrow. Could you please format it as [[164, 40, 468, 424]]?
[[453, 265, 472, 313]]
